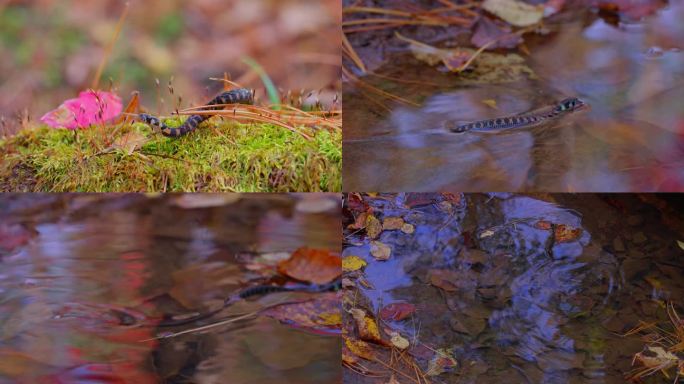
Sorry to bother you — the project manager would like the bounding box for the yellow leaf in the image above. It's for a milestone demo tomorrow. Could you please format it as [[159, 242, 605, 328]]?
[[350, 308, 383, 344], [318, 312, 341, 326], [366, 214, 382, 239], [345, 337, 375, 361], [481, 99, 498, 109], [482, 0, 544, 27], [342, 255, 367, 272], [370, 241, 391, 260], [677, 240, 684, 251]]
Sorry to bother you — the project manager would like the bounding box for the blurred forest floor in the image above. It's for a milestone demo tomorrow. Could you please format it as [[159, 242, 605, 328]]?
[[0, 0, 341, 136]]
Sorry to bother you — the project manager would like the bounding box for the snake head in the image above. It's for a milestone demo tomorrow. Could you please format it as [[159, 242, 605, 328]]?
[[555, 97, 587, 113]]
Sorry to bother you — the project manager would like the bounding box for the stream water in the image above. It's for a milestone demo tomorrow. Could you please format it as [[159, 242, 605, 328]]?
[[0, 194, 341, 384], [343, 4, 684, 191], [342, 193, 684, 383]]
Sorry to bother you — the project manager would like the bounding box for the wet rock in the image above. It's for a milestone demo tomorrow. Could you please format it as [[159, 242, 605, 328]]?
[[612, 237, 625, 252], [536, 349, 585, 372], [632, 232, 647, 244], [449, 315, 486, 337]]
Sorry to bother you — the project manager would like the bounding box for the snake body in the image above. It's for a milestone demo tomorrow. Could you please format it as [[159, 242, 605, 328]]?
[[448, 97, 587, 133], [156, 278, 342, 327], [139, 88, 253, 137]]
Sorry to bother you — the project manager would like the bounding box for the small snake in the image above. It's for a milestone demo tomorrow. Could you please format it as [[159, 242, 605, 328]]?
[[156, 278, 342, 327], [139, 88, 254, 137], [446, 97, 587, 133]]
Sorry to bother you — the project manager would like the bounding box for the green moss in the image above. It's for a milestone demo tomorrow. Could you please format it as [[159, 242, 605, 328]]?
[[0, 119, 341, 192]]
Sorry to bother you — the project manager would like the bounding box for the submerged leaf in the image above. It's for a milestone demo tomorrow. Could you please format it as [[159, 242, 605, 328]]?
[[370, 241, 391, 260], [278, 247, 342, 284], [379, 303, 416, 322]]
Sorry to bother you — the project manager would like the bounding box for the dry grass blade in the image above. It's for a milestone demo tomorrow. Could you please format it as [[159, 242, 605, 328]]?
[[91, 2, 129, 90], [343, 32, 367, 73]]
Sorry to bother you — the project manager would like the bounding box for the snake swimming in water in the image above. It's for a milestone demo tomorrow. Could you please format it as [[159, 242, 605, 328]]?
[[138, 88, 254, 137], [446, 97, 587, 133], [155, 278, 342, 327]]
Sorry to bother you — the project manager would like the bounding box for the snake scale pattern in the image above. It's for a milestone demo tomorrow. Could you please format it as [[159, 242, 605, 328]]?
[[139, 88, 254, 137]]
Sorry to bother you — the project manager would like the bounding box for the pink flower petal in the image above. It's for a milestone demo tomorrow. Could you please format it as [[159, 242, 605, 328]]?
[[40, 90, 123, 129]]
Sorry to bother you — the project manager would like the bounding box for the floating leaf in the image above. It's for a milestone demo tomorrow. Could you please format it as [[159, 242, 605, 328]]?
[[426, 348, 458, 376], [278, 247, 342, 285], [365, 214, 383, 239], [379, 303, 416, 322], [390, 332, 410, 350], [40, 90, 122, 130], [342, 255, 367, 272], [350, 308, 384, 344], [370, 241, 391, 260], [482, 0, 544, 27]]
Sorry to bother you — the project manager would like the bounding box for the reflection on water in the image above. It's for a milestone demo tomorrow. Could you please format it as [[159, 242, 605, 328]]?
[[342, 193, 684, 383], [343, 4, 684, 191], [0, 194, 341, 384]]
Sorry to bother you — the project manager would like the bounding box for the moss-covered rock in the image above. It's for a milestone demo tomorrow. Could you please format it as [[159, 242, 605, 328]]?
[[0, 118, 341, 192]]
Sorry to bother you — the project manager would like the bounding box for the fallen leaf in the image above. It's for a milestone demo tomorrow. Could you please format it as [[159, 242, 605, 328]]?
[[426, 348, 458, 376], [112, 131, 148, 155], [342, 255, 367, 272], [390, 332, 410, 350], [171, 193, 242, 208], [366, 215, 383, 239], [554, 224, 582, 243], [401, 223, 415, 234], [116, 91, 140, 124], [379, 303, 416, 322], [370, 241, 391, 260], [382, 217, 405, 230], [348, 211, 369, 230], [482, 0, 544, 27], [278, 248, 342, 285], [344, 337, 375, 361], [479, 229, 496, 238], [40, 90, 122, 129], [677, 240, 684, 251], [471, 16, 523, 50], [350, 308, 384, 344], [262, 292, 340, 333]]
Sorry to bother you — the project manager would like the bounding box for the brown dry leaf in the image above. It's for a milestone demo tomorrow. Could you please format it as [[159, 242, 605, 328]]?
[[471, 17, 523, 50], [344, 337, 375, 361], [115, 91, 140, 124], [262, 292, 340, 332], [482, 0, 544, 27], [366, 214, 383, 239], [426, 348, 458, 376], [171, 193, 242, 208], [350, 308, 384, 345], [554, 224, 582, 243], [382, 217, 405, 230], [277, 247, 342, 285], [112, 131, 148, 155], [348, 211, 369, 230], [370, 241, 391, 261]]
